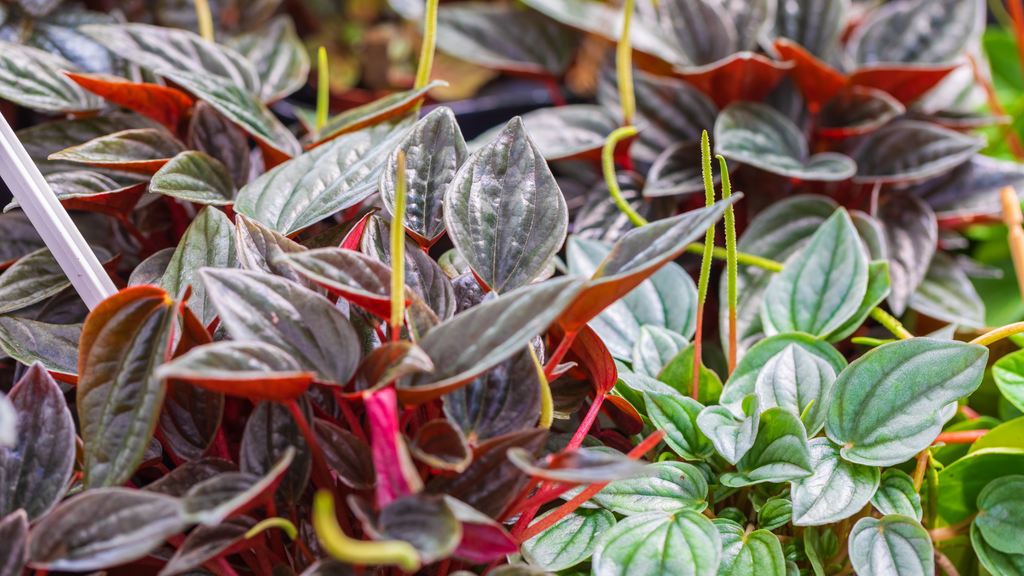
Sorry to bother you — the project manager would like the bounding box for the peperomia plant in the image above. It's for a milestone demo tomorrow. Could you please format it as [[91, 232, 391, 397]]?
[[2, 0, 1024, 574]]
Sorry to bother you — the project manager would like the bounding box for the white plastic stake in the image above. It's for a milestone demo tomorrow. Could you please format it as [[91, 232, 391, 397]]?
[[0, 112, 117, 310]]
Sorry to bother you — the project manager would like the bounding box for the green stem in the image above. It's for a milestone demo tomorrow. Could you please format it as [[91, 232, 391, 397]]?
[[925, 453, 939, 530], [971, 321, 1024, 346], [414, 0, 440, 90], [683, 243, 784, 272], [616, 0, 636, 124], [718, 155, 737, 373], [603, 126, 647, 227], [246, 517, 299, 540], [194, 0, 214, 42], [869, 307, 914, 340], [693, 131, 716, 399], [316, 47, 329, 131], [391, 152, 407, 338]]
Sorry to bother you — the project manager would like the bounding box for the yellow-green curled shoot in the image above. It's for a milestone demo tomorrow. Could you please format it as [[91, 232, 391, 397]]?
[[316, 47, 329, 131], [414, 0, 440, 91], [391, 151, 407, 337], [529, 345, 553, 429], [616, 0, 637, 125], [194, 0, 214, 42], [603, 126, 647, 227], [245, 517, 298, 540], [313, 490, 420, 571]]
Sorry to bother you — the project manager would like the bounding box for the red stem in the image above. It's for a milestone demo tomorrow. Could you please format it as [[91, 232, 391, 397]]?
[[568, 395, 605, 451], [214, 558, 241, 576], [692, 307, 704, 400], [544, 77, 567, 106], [543, 330, 577, 382], [286, 401, 355, 538], [934, 430, 989, 444], [333, 388, 369, 443], [213, 426, 230, 461]]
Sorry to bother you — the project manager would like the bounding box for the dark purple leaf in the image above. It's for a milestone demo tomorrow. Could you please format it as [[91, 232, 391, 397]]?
[[239, 400, 311, 509], [315, 418, 375, 490], [879, 193, 938, 316]]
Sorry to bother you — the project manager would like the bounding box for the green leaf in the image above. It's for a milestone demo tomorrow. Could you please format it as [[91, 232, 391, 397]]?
[[761, 209, 869, 338], [758, 496, 792, 532], [909, 251, 986, 329], [226, 15, 309, 103], [993, 351, 1024, 415], [239, 400, 311, 509], [235, 118, 412, 235], [715, 102, 856, 181], [696, 393, 760, 465], [825, 260, 890, 343], [468, 105, 620, 162], [849, 0, 984, 65], [379, 107, 468, 247], [633, 326, 690, 377], [938, 448, 1024, 524], [643, 391, 712, 460], [0, 364, 76, 521], [753, 344, 836, 435], [445, 117, 568, 293], [201, 268, 361, 384], [825, 338, 988, 466], [307, 82, 444, 146], [656, 343, 724, 405], [872, 469, 923, 521], [803, 526, 837, 576], [159, 69, 301, 164], [717, 523, 787, 576], [972, 520, 1024, 576], [790, 438, 880, 525], [0, 41, 103, 113], [850, 121, 985, 184], [49, 128, 187, 175], [0, 248, 70, 315], [508, 447, 647, 484], [879, 193, 937, 316], [80, 23, 259, 92], [976, 475, 1024, 554], [591, 510, 721, 576], [0, 510, 28, 576], [130, 248, 175, 287], [720, 407, 813, 487], [567, 236, 697, 360], [565, 461, 708, 515], [28, 488, 191, 571], [160, 206, 236, 326], [397, 276, 586, 404], [522, 508, 615, 572], [847, 515, 934, 576], [0, 316, 80, 379], [78, 286, 177, 488], [151, 151, 236, 205]]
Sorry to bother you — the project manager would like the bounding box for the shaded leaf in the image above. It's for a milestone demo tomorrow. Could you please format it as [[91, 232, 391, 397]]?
[[975, 475, 1024, 554], [656, 0, 737, 66], [444, 346, 542, 444], [644, 140, 724, 198], [158, 516, 257, 576], [4, 172, 143, 221], [720, 407, 813, 487], [879, 193, 937, 316], [847, 515, 934, 576], [817, 87, 905, 138], [226, 15, 309, 103], [0, 248, 70, 315], [188, 102, 252, 189], [591, 510, 721, 576], [972, 518, 1024, 576], [0, 510, 28, 576], [906, 154, 1024, 219], [850, 120, 984, 184], [909, 251, 985, 328], [159, 355, 224, 463], [239, 401, 310, 509], [678, 53, 794, 109], [758, 497, 793, 531], [937, 448, 1024, 523], [182, 449, 295, 524], [354, 493, 461, 564], [872, 469, 922, 521], [790, 438, 880, 525], [0, 316, 80, 380], [508, 446, 647, 484], [772, 0, 848, 59], [65, 72, 193, 132], [160, 206, 236, 326], [151, 152, 236, 205], [408, 419, 472, 472], [469, 106, 620, 163], [49, 128, 187, 175], [0, 41, 103, 113], [235, 214, 309, 284], [315, 418, 375, 490]]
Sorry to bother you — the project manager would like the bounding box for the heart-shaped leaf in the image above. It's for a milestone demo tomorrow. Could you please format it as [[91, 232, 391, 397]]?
[[762, 209, 868, 337], [717, 524, 787, 576], [444, 346, 542, 444], [909, 251, 985, 328], [0, 363, 76, 521], [151, 152, 236, 206], [188, 102, 252, 188], [469, 105, 620, 163], [0, 316, 80, 380], [49, 128, 187, 175], [236, 118, 412, 235], [758, 497, 793, 531], [158, 516, 257, 576], [879, 193, 937, 316], [239, 400, 311, 509], [975, 475, 1024, 554], [201, 268, 361, 384], [379, 106, 468, 247], [316, 418, 375, 490], [397, 276, 586, 404], [872, 469, 923, 521], [850, 120, 984, 184], [78, 286, 177, 488], [0, 41, 103, 113], [226, 15, 309, 103], [678, 53, 794, 109], [158, 69, 301, 166], [591, 510, 721, 576], [28, 488, 191, 571], [848, 515, 934, 576], [848, 0, 984, 65], [160, 206, 236, 326], [522, 508, 615, 572], [754, 344, 836, 435], [656, 343, 724, 405], [937, 448, 1024, 524], [826, 338, 988, 466], [657, 0, 737, 66], [572, 461, 709, 515], [771, 0, 848, 58], [715, 101, 856, 181], [445, 117, 568, 293], [80, 23, 259, 92], [0, 510, 28, 576], [697, 393, 760, 465], [971, 518, 1024, 575], [720, 407, 813, 487], [790, 438, 880, 525], [817, 87, 905, 138], [435, 4, 578, 76], [307, 83, 443, 147]]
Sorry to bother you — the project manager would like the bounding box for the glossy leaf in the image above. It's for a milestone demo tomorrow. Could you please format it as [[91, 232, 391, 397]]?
[[0, 248, 69, 315], [847, 515, 934, 576], [408, 419, 472, 472], [644, 140, 721, 197], [717, 523, 787, 576], [758, 497, 793, 531], [754, 344, 836, 435], [851, 120, 984, 184], [355, 493, 461, 563], [308, 83, 442, 147], [720, 407, 813, 487], [235, 118, 412, 235], [49, 128, 187, 175], [235, 213, 309, 282], [909, 251, 985, 328], [848, 0, 984, 65], [379, 107, 468, 247], [657, 0, 737, 66], [201, 268, 360, 384], [239, 401, 310, 509], [972, 519, 1024, 576], [78, 286, 177, 488], [826, 338, 988, 466], [469, 105, 620, 163], [0, 364, 76, 521], [632, 325, 689, 377], [160, 206, 236, 326], [444, 346, 542, 444], [906, 154, 1024, 219], [772, 38, 846, 106], [872, 469, 923, 521], [188, 101, 252, 189], [761, 209, 868, 338], [226, 15, 309, 103], [0, 41, 103, 113], [348, 341, 435, 397], [282, 248, 393, 319], [445, 117, 568, 293], [315, 418, 375, 490], [591, 510, 721, 576], [159, 516, 257, 576], [3, 171, 143, 220], [159, 371, 224, 463], [151, 152, 236, 206], [698, 393, 760, 468], [144, 458, 238, 497], [522, 508, 614, 572], [879, 193, 937, 316], [0, 316, 80, 380], [65, 72, 193, 132], [826, 260, 890, 343], [155, 342, 314, 402], [576, 461, 709, 515], [790, 438, 880, 525], [643, 391, 711, 460], [993, 349, 1024, 414], [28, 488, 190, 571], [975, 475, 1024, 554]]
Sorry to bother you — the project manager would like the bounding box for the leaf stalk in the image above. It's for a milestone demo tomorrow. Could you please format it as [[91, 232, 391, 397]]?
[[414, 0, 440, 90]]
